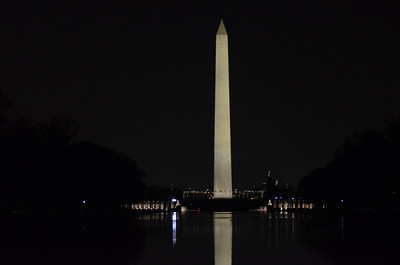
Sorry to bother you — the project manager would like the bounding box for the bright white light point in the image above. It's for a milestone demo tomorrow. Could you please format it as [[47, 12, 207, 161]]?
[[172, 199, 177, 202], [83, 200, 86, 204], [341, 200, 344, 202]]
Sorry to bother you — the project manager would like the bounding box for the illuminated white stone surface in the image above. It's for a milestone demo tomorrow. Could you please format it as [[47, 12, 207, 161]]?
[[214, 19, 232, 199]]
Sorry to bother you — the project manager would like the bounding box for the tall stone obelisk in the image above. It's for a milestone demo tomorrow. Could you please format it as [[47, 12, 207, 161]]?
[[214, 19, 232, 199]]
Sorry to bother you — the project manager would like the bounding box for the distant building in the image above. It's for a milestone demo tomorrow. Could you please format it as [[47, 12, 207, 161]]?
[[183, 190, 213, 200]]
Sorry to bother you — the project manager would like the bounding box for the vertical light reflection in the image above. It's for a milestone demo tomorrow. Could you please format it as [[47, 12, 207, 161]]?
[[275, 215, 279, 248], [214, 212, 232, 265], [291, 217, 295, 243], [172, 212, 177, 246], [341, 217, 344, 240], [268, 213, 272, 253]]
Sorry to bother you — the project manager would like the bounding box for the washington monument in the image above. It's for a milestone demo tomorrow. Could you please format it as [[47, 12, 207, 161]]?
[[214, 19, 232, 199]]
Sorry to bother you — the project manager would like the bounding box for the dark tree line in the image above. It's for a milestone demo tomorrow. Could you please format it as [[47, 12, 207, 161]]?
[[298, 117, 400, 210], [0, 92, 146, 212]]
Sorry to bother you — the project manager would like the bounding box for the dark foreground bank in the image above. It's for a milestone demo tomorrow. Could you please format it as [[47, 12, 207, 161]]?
[[0, 212, 145, 265]]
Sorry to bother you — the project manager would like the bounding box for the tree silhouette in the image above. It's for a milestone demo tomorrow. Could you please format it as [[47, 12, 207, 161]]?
[[298, 118, 400, 210], [0, 91, 147, 212]]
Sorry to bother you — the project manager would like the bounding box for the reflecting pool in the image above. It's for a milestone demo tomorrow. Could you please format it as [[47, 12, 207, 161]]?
[[136, 211, 400, 265], [1, 211, 399, 265]]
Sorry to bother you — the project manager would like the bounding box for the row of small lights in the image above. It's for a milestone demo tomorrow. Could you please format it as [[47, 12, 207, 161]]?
[[82, 199, 344, 204], [274, 197, 295, 200], [274, 197, 344, 203]]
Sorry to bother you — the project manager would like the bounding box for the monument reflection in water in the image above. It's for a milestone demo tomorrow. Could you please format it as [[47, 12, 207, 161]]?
[[214, 212, 232, 265]]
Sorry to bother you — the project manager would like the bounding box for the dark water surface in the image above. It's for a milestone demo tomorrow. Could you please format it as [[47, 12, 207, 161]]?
[[1, 211, 399, 265]]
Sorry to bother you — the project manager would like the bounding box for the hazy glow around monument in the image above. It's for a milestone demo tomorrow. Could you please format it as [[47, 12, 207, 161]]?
[[214, 19, 233, 199]]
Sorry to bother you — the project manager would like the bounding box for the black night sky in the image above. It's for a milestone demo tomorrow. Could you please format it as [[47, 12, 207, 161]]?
[[2, 0, 400, 190]]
